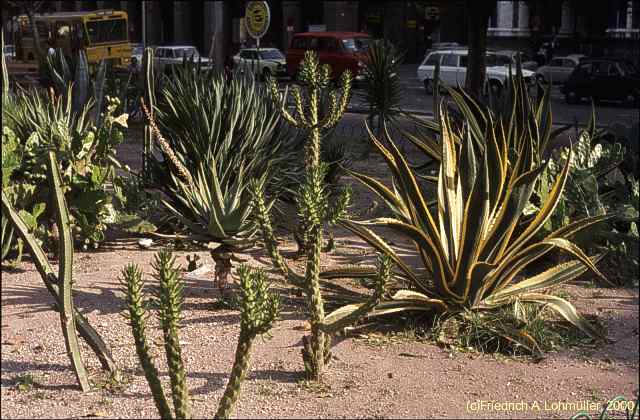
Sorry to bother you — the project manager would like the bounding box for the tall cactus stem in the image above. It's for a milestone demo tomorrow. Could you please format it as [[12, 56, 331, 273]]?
[[47, 150, 91, 392], [261, 51, 358, 381], [142, 47, 156, 181], [2, 31, 8, 101], [154, 251, 190, 419], [121, 264, 173, 419], [214, 335, 253, 419], [1, 192, 116, 373]]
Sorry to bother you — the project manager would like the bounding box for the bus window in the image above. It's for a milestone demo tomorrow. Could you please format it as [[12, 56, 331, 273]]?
[[86, 19, 127, 44]]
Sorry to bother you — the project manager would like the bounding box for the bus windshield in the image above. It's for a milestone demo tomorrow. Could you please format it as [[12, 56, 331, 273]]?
[[86, 18, 127, 44]]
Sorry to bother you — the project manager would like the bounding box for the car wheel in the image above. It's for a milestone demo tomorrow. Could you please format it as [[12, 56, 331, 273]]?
[[262, 67, 271, 82], [424, 78, 433, 95], [489, 80, 502, 98], [565, 90, 578, 104], [625, 90, 639, 107], [536, 74, 546, 85]]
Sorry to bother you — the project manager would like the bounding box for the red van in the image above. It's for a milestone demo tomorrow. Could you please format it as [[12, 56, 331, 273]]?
[[286, 32, 371, 82]]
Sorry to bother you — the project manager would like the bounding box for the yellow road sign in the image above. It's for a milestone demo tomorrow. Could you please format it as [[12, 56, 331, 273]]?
[[245, 1, 270, 39]]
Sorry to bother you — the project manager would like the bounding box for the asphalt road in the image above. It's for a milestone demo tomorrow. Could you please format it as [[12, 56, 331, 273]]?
[[282, 64, 638, 130], [349, 64, 639, 129]]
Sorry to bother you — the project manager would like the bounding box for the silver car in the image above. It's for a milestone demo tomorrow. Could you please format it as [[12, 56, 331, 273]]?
[[535, 55, 586, 84], [232, 48, 287, 80]]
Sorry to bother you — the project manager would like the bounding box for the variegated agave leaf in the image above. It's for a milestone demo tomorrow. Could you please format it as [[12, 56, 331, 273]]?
[[344, 93, 609, 341]]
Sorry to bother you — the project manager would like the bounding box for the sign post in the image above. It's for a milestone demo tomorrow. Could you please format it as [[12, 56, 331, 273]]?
[[245, 1, 271, 79]]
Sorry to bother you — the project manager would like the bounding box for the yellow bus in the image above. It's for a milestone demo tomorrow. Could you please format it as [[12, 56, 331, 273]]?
[[10, 9, 132, 74]]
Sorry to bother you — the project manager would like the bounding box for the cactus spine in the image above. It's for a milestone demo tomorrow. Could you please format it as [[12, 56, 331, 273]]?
[[122, 253, 279, 419], [253, 51, 389, 381], [1, 151, 115, 389]]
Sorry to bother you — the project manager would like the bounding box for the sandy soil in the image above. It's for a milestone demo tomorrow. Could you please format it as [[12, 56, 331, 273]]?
[[1, 128, 638, 419]]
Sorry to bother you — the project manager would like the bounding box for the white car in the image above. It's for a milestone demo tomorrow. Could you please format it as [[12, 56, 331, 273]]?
[[232, 48, 287, 80], [153, 45, 213, 73], [535, 54, 586, 84], [417, 49, 535, 96], [4, 44, 15, 61], [130, 43, 144, 70]]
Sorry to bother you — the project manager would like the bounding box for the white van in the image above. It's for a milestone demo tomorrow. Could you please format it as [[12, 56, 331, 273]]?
[[417, 49, 535, 96]]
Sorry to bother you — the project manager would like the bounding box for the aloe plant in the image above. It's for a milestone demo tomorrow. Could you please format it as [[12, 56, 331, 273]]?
[[340, 87, 611, 352], [141, 53, 297, 296], [121, 251, 280, 419], [2, 150, 117, 389], [252, 51, 391, 380]]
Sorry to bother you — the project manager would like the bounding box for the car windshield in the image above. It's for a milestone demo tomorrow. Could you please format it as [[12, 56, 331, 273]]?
[[341, 37, 370, 53], [259, 50, 284, 60], [486, 54, 513, 67], [174, 48, 199, 59]]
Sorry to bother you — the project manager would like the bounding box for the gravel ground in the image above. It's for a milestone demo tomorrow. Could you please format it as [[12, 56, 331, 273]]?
[[1, 130, 638, 419], [1, 229, 638, 419]]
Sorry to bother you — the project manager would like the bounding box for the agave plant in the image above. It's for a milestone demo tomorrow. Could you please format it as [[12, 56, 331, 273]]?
[[141, 56, 297, 296], [340, 92, 611, 350]]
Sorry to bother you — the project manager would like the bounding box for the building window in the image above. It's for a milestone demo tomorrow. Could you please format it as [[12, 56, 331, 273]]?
[[490, 2, 498, 27]]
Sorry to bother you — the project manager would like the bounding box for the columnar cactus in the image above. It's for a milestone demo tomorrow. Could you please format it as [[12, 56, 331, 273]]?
[[252, 51, 391, 380], [1, 150, 116, 389], [121, 252, 279, 419], [142, 47, 156, 181], [215, 266, 279, 419]]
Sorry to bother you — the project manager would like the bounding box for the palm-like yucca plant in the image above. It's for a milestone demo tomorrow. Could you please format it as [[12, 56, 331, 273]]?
[[142, 59, 296, 295], [340, 96, 611, 350], [360, 39, 404, 139]]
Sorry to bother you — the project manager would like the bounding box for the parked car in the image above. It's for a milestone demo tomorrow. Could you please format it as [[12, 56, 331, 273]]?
[[495, 50, 539, 71], [417, 49, 535, 96], [535, 54, 586, 84], [233, 47, 287, 80], [130, 43, 144, 70], [562, 58, 640, 106], [3, 44, 15, 61], [153, 45, 212, 73], [286, 32, 370, 82]]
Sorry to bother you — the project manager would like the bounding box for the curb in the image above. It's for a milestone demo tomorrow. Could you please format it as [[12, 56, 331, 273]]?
[[343, 107, 612, 129]]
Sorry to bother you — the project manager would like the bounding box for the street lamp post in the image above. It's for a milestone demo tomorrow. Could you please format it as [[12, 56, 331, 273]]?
[[142, 1, 146, 47]]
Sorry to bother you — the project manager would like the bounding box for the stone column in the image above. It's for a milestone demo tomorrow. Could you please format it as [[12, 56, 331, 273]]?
[[497, 1, 513, 30], [283, 1, 302, 50], [173, 1, 190, 44], [626, 0, 634, 31], [558, 0, 574, 37], [203, 1, 225, 70], [518, 1, 530, 36]]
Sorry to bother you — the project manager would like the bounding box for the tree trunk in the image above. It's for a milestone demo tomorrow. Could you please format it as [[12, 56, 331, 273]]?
[[464, 0, 496, 100]]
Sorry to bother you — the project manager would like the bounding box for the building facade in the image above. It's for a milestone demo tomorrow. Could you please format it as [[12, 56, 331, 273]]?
[[3, 1, 638, 66], [488, 0, 640, 64]]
